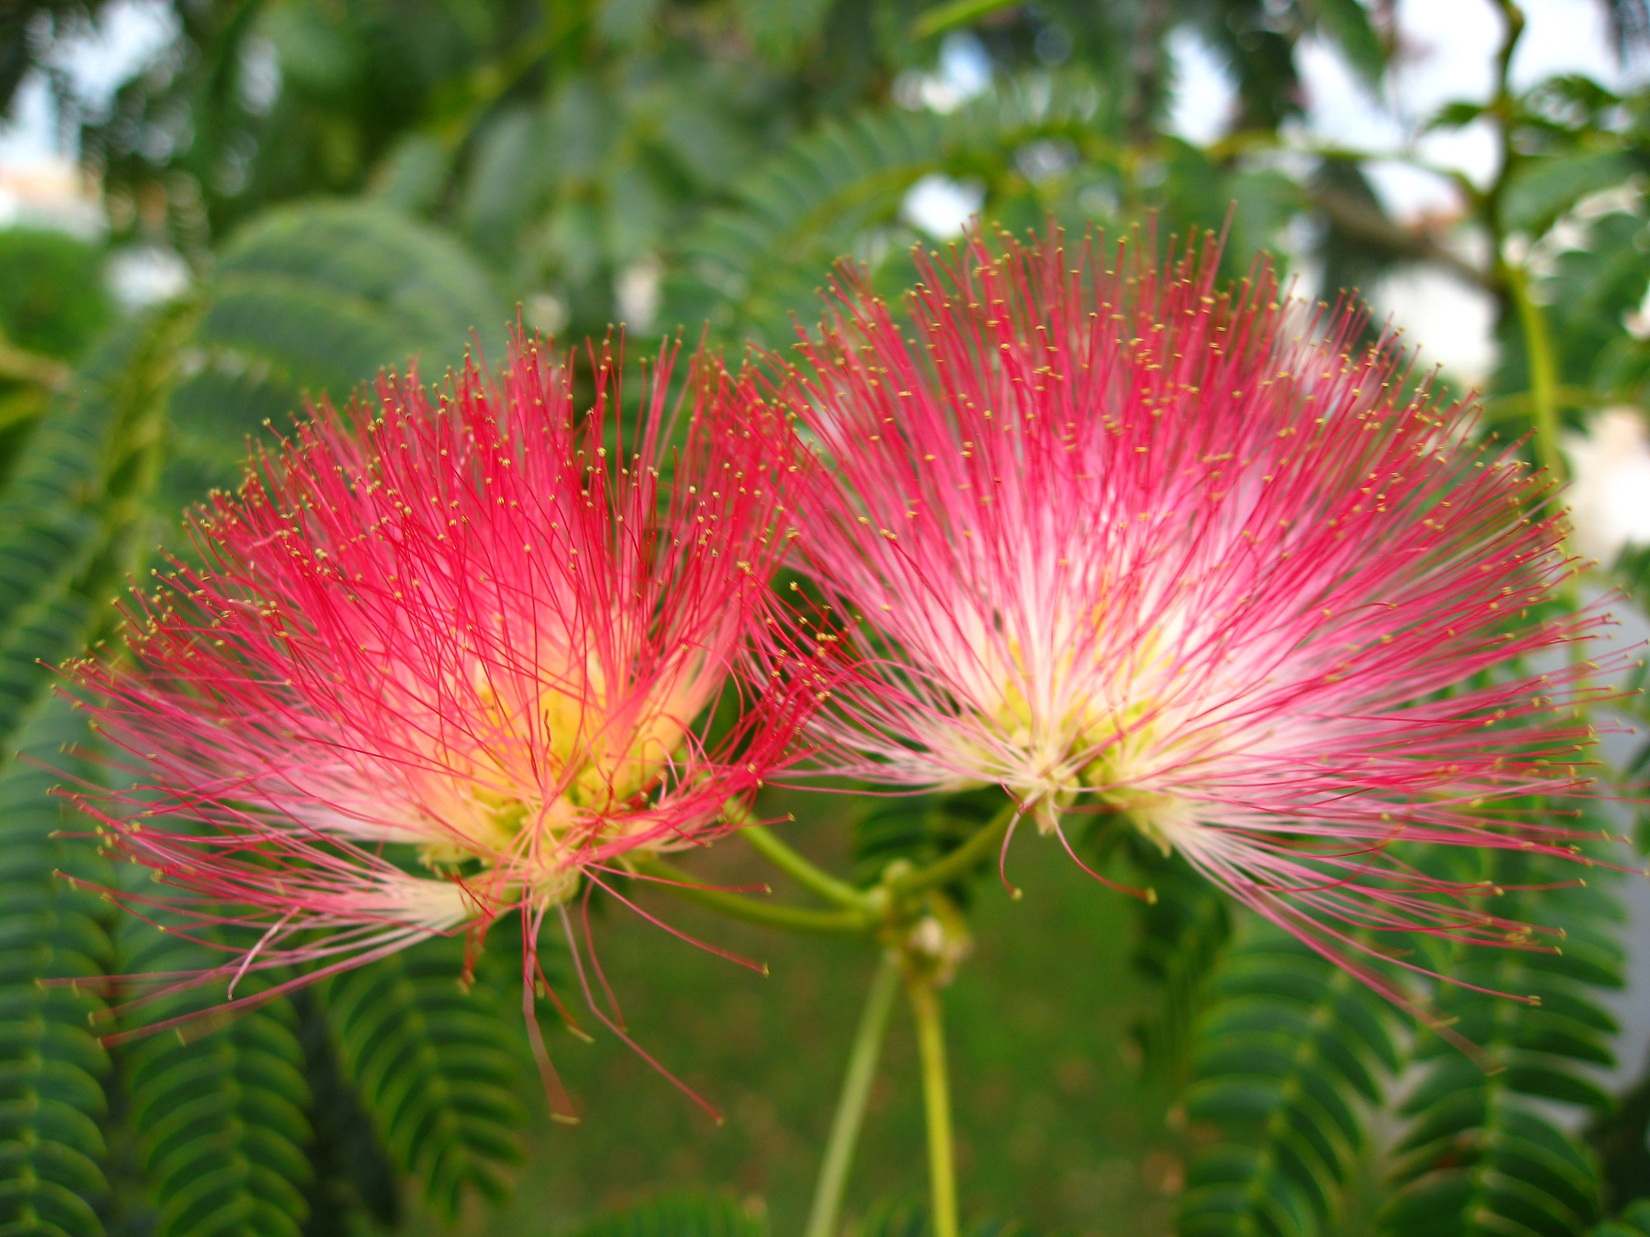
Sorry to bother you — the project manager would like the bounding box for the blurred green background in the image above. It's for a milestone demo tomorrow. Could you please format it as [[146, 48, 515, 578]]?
[[3, 2, 1650, 1235]]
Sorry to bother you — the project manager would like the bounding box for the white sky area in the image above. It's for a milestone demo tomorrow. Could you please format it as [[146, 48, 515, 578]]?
[[1178, 0, 1647, 383], [0, 0, 174, 168]]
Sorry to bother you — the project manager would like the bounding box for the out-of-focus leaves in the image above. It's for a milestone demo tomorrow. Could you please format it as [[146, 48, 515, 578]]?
[[665, 71, 1124, 346], [1297, 0, 1386, 87], [570, 1193, 769, 1236], [1425, 99, 1488, 131], [158, 201, 506, 511], [0, 302, 187, 762], [1597, 1200, 1650, 1237], [0, 228, 113, 362], [851, 788, 1007, 896], [1503, 151, 1641, 238], [1126, 848, 1232, 1089], [1495, 205, 1650, 410]]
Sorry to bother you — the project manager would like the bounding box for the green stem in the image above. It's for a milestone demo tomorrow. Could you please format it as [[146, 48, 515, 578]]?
[[892, 802, 1019, 898], [739, 822, 868, 909], [1505, 263, 1565, 484], [908, 976, 960, 1237], [803, 952, 902, 1237], [631, 857, 872, 936]]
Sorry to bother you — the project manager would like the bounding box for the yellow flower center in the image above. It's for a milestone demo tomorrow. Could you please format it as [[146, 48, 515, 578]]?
[[411, 648, 705, 897]]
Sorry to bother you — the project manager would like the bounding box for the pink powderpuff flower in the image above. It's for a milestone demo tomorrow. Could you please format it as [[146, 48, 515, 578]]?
[[777, 229, 1630, 1007], [64, 334, 813, 1106]]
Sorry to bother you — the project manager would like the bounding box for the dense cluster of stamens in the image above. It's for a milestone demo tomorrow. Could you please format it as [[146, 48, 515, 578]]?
[[777, 231, 1627, 990], [66, 338, 813, 1031], [59, 231, 1636, 1084]]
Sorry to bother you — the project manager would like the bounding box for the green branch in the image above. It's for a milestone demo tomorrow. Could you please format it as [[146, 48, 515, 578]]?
[[908, 976, 960, 1237], [891, 801, 1019, 898], [909, 0, 1021, 40], [1505, 264, 1564, 484], [803, 951, 902, 1237], [738, 820, 869, 910], [631, 857, 873, 937]]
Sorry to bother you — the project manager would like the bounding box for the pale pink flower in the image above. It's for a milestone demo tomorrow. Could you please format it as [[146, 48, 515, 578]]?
[[66, 337, 811, 1083], [779, 232, 1626, 996]]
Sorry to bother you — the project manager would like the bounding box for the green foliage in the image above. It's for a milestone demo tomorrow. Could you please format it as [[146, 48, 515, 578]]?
[[113, 923, 313, 1237], [6, 4, 1649, 1234], [1176, 926, 1401, 1237], [1126, 848, 1232, 1089], [850, 789, 1006, 892], [1588, 1061, 1650, 1218], [0, 304, 187, 754], [1607, 545, 1650, 802], [1378, 845, 1625, 1237], [664, 71, 1124, 347], [855, 1203, 1040, 1236], [0, 228, 113, 361], [1, 200, 510, 1237], [294, 990, 401, 1237], [569, 1193, 769, 1236], [1597, 1201, 1650, 1237], [319, 934, 529, 1220], [159, 201, 506, 510], [0, 699, 112, 1237]]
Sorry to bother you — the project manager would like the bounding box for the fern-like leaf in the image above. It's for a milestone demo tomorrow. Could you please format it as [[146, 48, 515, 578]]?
[[1177, 926, 1401, 1237], [0, 699, 112, 1237], [114, 919, 313, 1237], [1378, 844, 1625, 1237], [851, 788, 1006, 893], [158, 202, 506, 512], [664, 72, 1118, 346], [1127, 846, 1232, 1088], [318, 934, 528, 1220], [0, 302, 190, 751]]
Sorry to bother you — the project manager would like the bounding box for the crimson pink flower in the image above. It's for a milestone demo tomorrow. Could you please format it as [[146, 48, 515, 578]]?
[[67, 337, 810, 1075], [779, 232, 1623, 997]]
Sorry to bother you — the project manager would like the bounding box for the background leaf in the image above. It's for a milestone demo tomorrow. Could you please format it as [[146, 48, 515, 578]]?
[[1176, 926, 1400, 1237], [319, 934, 529, 1220]]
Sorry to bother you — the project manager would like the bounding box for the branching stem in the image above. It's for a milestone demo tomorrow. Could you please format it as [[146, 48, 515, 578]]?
[[908, 974, 960, 1237], [739, 820, 868, 909], [629, 857, 871, 936], [803, 951, 902, 1237], [890, 802, 1018, 898]]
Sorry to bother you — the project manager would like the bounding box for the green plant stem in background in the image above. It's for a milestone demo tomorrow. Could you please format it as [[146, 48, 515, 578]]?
[[1505, 263, 1565, 485], [803, 951, 902, 1237], [631, 857, 872, 936], [740, 823, 868, 909], [908, 975, 960, 1237], [892, 802, 1019, 898]]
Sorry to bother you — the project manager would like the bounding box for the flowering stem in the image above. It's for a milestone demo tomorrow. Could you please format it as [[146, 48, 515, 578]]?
[[892, 802, 1018, 898], [739, 822, 869, 909], [631, 857, 873, 935], [907, 974, 960, 1237], [803, 950, 902, 1237], [1505, 263, 1564, 485]]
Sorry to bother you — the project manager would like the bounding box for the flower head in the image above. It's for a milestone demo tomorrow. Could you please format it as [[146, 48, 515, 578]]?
[[68, 336, 809, 1022], [780, 231, 1623, 991]]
